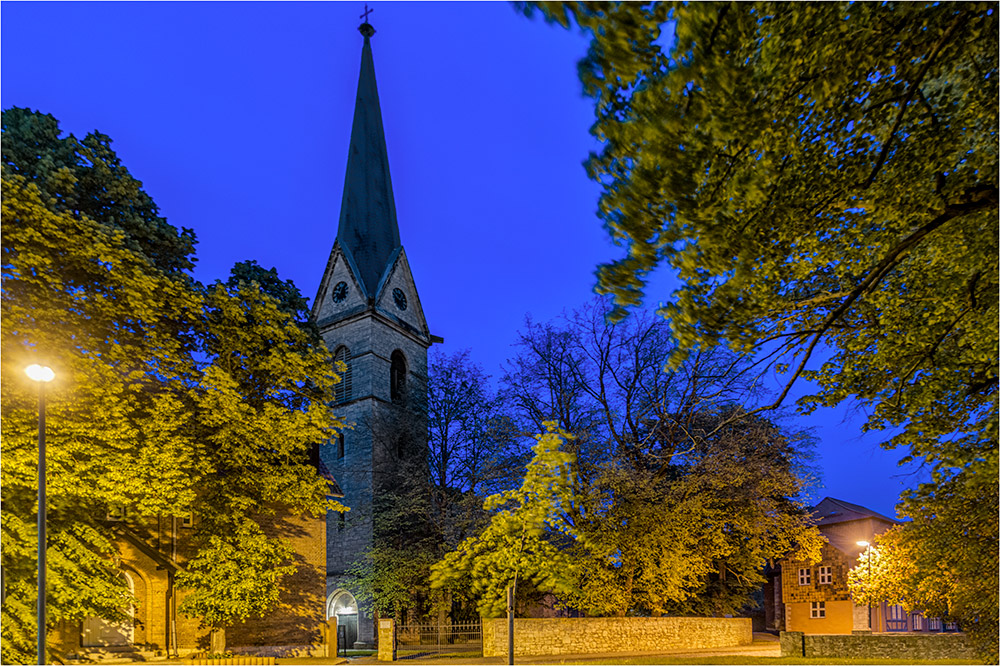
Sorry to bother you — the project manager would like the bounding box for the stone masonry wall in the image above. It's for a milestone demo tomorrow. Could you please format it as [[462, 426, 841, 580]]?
[[481, 617, 752, 658], [780, 631, 977, 661]]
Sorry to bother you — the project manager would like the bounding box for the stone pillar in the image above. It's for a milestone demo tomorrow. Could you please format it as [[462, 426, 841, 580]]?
[[377, 618, 396, 662], [209, 627, 226, 655]]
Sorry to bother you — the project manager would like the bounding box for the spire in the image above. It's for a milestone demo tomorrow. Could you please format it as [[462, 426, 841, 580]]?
[[336, 15, 401, 296]]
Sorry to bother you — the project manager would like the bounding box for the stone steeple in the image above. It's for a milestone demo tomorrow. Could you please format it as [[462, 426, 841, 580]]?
[[311, 17, 435, 647], [336, 22, 401, 297]]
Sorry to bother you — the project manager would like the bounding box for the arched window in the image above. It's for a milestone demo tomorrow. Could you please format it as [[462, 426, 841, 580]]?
[[390, 350, 407, 403], [334, 346, 352, 403]]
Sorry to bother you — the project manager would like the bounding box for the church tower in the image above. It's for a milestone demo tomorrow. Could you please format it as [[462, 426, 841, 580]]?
[[311, 18, 436, 647]]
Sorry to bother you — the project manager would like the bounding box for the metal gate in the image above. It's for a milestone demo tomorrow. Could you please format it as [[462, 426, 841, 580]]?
[[395, 622, 482, 654]]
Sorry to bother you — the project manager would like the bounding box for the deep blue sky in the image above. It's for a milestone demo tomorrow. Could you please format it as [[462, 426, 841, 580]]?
[[2, 1, 919, 519]]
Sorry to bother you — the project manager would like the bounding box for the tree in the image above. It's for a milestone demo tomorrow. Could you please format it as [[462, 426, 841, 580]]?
[[226, 259, 320, 341], [175, 274, 347, 631], [521, 2, 997, 651], [1, 172, 203, 663], [428, 349, 524, 549], [848, 470, 999, 662], [2, 107, 196, 274], [429, 423, 580, 618], [1, 108, 345, 660], [492, 299, 822, 616]]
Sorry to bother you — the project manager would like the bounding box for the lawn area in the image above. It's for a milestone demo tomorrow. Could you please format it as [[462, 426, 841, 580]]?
[[274, 654, 975, 665]]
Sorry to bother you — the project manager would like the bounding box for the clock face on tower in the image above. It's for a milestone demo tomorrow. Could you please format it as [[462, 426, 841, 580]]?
[[332, 281, 348, 303], [392, 288, 408, 311]]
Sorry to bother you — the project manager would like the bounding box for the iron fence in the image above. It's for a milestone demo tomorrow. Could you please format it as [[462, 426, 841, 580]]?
[[395, 621, 482, 654]]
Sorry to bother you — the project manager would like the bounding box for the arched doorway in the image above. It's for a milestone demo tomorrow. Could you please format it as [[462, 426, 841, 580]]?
[[327, 589, 359, 649], [82, 571, 135, 646]]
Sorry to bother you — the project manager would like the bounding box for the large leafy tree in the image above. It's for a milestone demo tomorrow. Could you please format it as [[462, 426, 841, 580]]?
[[176, 274, 346, 631], [1, 108, 344, 661], [499, 299, 821, 616], [1, 172, 204, 663], [522, 2, 997, 651]]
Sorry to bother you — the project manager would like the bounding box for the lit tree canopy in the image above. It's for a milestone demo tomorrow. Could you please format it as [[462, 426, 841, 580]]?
[[520, 2, 997, 651], [1, 107, 344, 660], [522, 1, 997, 449], [429, 423, 580, 618]]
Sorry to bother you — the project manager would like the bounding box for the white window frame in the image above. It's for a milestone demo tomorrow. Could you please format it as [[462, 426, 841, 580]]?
[[810, 601, 826, 618], [818, 565, 833, 584], [912, 613, 923, 631], [798, 568, 811, 585]]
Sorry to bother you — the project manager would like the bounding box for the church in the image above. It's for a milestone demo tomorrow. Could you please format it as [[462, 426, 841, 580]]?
[[51, 17, 433, 659], [311, 16, 439, 648]]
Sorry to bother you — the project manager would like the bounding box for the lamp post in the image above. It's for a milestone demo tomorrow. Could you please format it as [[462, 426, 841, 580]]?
[[26, 364, 55, 665], [857, 540, 872, 632]]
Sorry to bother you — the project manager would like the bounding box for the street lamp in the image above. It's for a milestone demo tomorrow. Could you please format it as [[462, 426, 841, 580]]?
[[857, 540, 872, 632], [26, 364, 54, 665]]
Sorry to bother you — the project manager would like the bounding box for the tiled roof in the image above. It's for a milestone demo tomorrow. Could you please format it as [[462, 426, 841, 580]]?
[[810, 496, 900, 526]]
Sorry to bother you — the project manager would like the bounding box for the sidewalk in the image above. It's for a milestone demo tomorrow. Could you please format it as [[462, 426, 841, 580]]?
[[342, 633, 781, 665]]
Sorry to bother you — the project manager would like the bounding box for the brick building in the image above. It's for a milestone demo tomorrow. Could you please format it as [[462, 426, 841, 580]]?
[[766, 497, 958, 635], [51, 505, 331, 659]]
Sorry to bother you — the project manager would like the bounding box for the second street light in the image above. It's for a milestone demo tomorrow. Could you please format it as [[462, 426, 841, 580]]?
[[26, 363, 55, 665], [857, 540, 872, 632]]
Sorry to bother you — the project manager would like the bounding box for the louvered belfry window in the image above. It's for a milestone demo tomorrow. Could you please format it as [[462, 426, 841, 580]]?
[[334, 346, 352, 403], [390, 350, 406, 403]]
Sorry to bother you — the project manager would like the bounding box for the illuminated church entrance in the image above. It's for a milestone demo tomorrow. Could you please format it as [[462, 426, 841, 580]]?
[[328, 590, 359, 648]]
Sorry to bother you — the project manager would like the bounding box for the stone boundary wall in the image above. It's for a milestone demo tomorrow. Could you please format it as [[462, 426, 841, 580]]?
[[780, 631, 977, 661], [482, 617, 752, 658]]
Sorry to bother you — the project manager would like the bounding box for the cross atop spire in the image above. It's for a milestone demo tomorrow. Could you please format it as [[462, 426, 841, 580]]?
[[359, 4, 375, 37]]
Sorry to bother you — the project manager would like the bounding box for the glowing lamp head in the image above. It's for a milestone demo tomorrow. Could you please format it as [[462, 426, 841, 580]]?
[[25, 364, 55, 383], [856, 540, 870, 548]]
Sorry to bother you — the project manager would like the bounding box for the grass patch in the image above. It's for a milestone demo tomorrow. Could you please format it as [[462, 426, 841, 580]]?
[[549, 658, 973, 665]]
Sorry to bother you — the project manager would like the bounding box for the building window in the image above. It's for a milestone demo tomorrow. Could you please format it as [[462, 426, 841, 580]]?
[[798, 568, 811, 585], [818, 566, 832, 584], [334, 346, 352, 403], [929, 617, 942, 631], [180, 512, 194, 528], [338, 512, 346, 532], [912, 613, 923, 631], [810, 601, 826, 618], [944, 621, 958, 632], [390, 350, 407, 403], [337, 433, 345, 459]]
